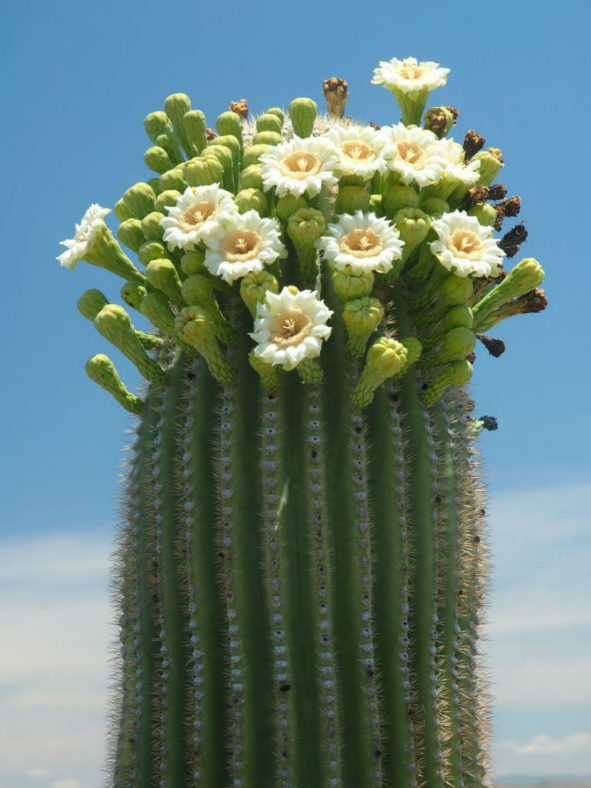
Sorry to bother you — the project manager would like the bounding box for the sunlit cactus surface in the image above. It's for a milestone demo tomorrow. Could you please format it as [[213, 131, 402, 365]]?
[[57, 55, 547, 788]]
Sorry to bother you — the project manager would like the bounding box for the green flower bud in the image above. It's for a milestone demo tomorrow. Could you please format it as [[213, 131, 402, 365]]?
[[113, 199, 131, 222], [240, 165, 263, 191], [144, 146, 173, 174], [256, 113, 283, 134], [240, 270, 279, 317], [342, 296, 384, 357], [85, 354, 144, 414], [266, 107, 285, 125], [424, 106, 457, 139], [472, 258, 545, 331], [384, 184, 420, 217], [235, 188, 267, 215], [288, 97, 317, 138], [137, 241, 168, 266], [82, 223, 145, 283], [117, 218, 145, 252], [94, 304, 167, 384], [121, 281, 147, 311], [420, 327, 476, 369], [77, 288, 108, 321], [249, 348, 280, 389], [175, 306, 233, 383], [140, 291, 176, 335], [395, 336, 423, 376], [252, 131, 283, 147], [122, 183, 156, 220], [351, 337, 408, 408], [181, 274, 234, 343], [145, 259, 184, 307], [422, 360, 473, 406], [420, 304, 474, 350], [144, 111, 173, 143], [185, 157, 224, 187], [154, 189, 182, 213], [275, 194, 308, 222], [297, 358, 324, 383], [180, 249, 206, 275], [420, 197, 449, 217], [473, 148, 504, 186], [412, 273, 474, 329], [216, 111, 243, 147], [141, 211, 165, 241], [164, 92, 193, 153], [335, 185, 371, 214], [213, 134, 241, 161], [155, 133, 183, 165], [242, 144, 272, 169], [393, 207, 430, 262], [332, 267, 374, 302], [205, 143, 234, 170], [157, 167, 187, 193], [287, 207, 326, 277], [468, 203, 497, 227], [183, 110, 207, 155]]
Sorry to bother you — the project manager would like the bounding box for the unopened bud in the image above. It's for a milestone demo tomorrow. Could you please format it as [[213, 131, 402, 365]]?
[[144, 146, 173, 174], [342, 296, 384, 357], [252, 131, 283, 147], [180, 249, 206, 276], [117, 219, 145, 252], [240, 165, 263, 191], [335, 185, 371, 214], [266, 107, 285, 125], [242, 144, 272, 169], [384, 184, 419, 217], [121, 281, 147, 311], [392, 207, 430, 262], [323, 77, 349, 118], [141, 211, 165, 242], [185, 157, 224, 187], [137, 241, 168, 266], [420, 327, 476, 369], [183, 110, 207, 155], [352, 337, 408, 408], [77, 289, 108, 321], [175, 306, 233, 383], [472, 258, 544, 330], [145, 259, 184, 307], [122, 182, 156, 220], [256, 113, 283, 134], [240, 270, 279, 317], [275, 194, 308, 222], [473, 148, 504, 186], [235, 188, 267, 215], [287, 207, 325, 277], [216, 111, 243, 146], [144, 111, 173, 144], [289, 97, 317, 138], [332, 267, 374, 301], [85, 354, 144, 414], [468, 203, 497, 227], [422, 359, 473, 406], [249, 348, 280, 388]]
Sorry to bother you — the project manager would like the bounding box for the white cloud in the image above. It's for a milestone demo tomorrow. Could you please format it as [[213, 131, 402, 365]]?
[[511, 732, 591, 756], [51, 780, 81, 788]]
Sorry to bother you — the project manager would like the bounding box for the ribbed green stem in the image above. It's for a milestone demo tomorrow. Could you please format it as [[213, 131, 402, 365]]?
[[175, 356, 225, 785]]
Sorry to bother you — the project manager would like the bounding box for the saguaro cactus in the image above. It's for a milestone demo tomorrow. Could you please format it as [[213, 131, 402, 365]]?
[[57, 56, 546, 787]]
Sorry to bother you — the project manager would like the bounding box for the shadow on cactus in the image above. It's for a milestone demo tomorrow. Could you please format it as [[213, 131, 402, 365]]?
[[57, 55, 547, 787]]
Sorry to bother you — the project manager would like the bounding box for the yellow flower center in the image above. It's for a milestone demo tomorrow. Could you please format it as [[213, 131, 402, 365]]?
[[280, 151, 322, 179], [271, 308, 313, 347], [340, 228, 383, 258], [449, 229, 483, 259], [398, 65, 424, 81], [179, 200, 217, 232], [396, 141, 426, 169], [223, 229, 263, 262], [341, 141, 374, 161]]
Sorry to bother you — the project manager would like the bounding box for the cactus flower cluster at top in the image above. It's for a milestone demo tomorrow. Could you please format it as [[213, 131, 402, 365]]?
[[58, 55, 546, 788]]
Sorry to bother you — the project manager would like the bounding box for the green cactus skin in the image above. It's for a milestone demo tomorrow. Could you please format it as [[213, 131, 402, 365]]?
[[57, 57, 548, 788]]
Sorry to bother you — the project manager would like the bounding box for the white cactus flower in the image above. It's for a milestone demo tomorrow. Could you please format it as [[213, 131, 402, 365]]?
[[260, 136, 339, 198], [57, 204, 111, 269], [160, 185, 238, 251], [250, 287, 333, 370], [325, 125, 388, 180], [372, 57, 449, 96], [318, 211, 404, 275], [203, 210, 285, 284], [437, 138, 481, 185], [429, 210, 505, 277], [382, 124, 447, 188]]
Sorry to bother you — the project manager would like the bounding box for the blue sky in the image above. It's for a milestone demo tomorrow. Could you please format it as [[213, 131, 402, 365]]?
[[1, 0, 590, 785]]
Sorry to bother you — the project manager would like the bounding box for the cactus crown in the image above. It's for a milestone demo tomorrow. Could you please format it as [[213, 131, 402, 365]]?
[[57, 55, 545, 412]]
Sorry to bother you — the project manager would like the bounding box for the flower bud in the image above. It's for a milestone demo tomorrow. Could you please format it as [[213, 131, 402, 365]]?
[[422, 359, 473, 406], [137, 241, 168, 266], [240, 270, 279, 317], [275, 194, 308, 222], [144, 146, 173, 174], [256, 113, 283, 134], [145, 259, 184, 307], [144, 111, 173, 143], [467, 203, 497, 227], [420, 327, 476, 369], [83, 224, 146, 283], [472, 258, 544, 330], [141, 211, 165, 241], [154, 189, 182, 213], [288, 97, 317, 138], [158, 167, 187, 193], [384, 184, 420, 217], [424, 106, 456, 139], [183, 109, 208, 155], [335, 186, 371, 214], [342, 296, 384, 357], [85, 354, 144, 414], [242, 144, 272, 169], [252, 131, 283, 147], [297, 358, 324, 383], [185, 157, 224, 187], [240, 165, 264, 191], [113, 199, 131, 222], [323, 77, 349, 118], [352, 337, 408, 407], [175, 306, 233, 383], [122, 182, 156, 220], [235, 188, 267, 215], [180, 249, 206, 275], [94, 304, 167, 384], [164, 93, 193, 155], [181, 274, 234, 343], [419, 197, 449, 217], [266, 107, 285, 125], [392, 207, 430, 261], [77, 288, 108, 321], [249, 348, 280, 388], [332, 267, 374, 302], [473, 148, 504, 186], [216, 111, 243, 147], [287, 207, 326, 277], [155, 133, 183, 165], [121, 281, 148, 311], [117, 218, 145, 252]]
